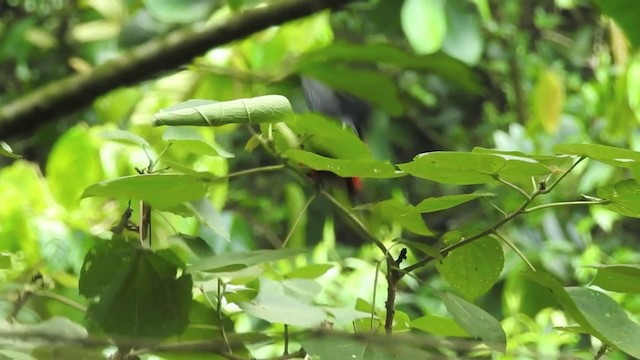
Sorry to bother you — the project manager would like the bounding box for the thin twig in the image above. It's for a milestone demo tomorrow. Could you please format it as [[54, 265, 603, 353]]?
[[524, 199, 609, 213], [491, 231, 536, 272], [34, 291, 87, 312], [283, 325, 289, 355], [282, 193, 317, 248], [495, 176, 531, 200]]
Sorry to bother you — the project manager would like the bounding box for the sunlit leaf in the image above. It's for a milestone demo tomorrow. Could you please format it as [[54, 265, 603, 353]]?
[[410, 315, 470, 337], [442, 0, 483, 65], [82, 172, 215, 209], [163, 127, 234, 158], [591, 264, 640, 293], [153, 95, 293, 126], [359, 199, 433, 236], [99, 129, 149, 146], [442, 292, 506, 352], [285, 264, 334, 279], [240, 278, 327, 327], [0, 141, 21, 158], [531, 69, 565, 134], [437, 237, 503, 301], [554, 143, 640, 168], [284, 150, 401, 179], [189, 248, 304, 272], [401, 0, 447, 54]]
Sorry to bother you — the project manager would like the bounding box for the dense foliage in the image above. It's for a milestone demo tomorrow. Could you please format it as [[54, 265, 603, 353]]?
[[2, 0, 640, 359]]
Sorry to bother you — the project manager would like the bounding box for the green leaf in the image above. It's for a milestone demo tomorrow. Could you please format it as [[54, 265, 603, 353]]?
[[401, 0, 447, 54], [531, 69, 565, 134], [81, 242, 192, 337], [0, 141, 21, 158], [591, 264, 640, 293], [554, 143, 640, 168], [189, 248, 304, 272], [303, 336, 366, 360], [240, 278, 327, 327], [360, 199, 433, 236], [410, 315, 470, 337], [82, 172, 215, 209], [145, 0, 216, 24], [473, 147, 571, 167], [414, 192, 494, 213], [99, 129, 149, 146], [297, 65, 402, 116], [163, 127, 234, 158], [567, 287, 640, 358], [187, 199, 230, 241], [597, 179, 640, 218], [593, 0, 640, 48], [285, 264, 334, 279], [442, 0, 483, 65], [436, 237, 503, 301], [301, 42, 483, 93], [153, 95, 293, 126], [441, 292, 506, 352], [399, 151, 550, 185], [284, 150, 401, 179], [46, 125, 103, 209]]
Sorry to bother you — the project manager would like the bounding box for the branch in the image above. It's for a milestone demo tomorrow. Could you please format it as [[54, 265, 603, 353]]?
[[0, 0, 354, 138]]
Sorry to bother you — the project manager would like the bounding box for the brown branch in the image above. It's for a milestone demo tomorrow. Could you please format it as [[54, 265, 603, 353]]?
[[0, 0, 354, 139]]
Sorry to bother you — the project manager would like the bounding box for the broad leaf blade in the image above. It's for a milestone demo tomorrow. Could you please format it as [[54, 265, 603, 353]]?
[[441, 292, 506, 352], [591, 264, 640, 293], [415, 192, 494, 213], [153, 95, 293, 126], [554, 143, 640, 168], [284, 150, 401, 179], [437, 237, 503, 301], [410, 315, 470, 337], [597, 179, 640, 218], [189, 248, 304, 272]]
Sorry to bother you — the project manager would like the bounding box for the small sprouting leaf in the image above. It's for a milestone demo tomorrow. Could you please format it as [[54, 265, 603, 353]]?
[[99, 129, 149, 146], [163, 127, 234, 158], [81, 242, 192, 338], [597, 179, 640, 218], [410, 315, 470, 337], [442, 292, 506, 352], [0, 141, 21, 158], [284, 150, 401, 179], [153, 95, 293, 126], [82, 172, 215, 209], [415, 192, 494, 213], [592, 264, 640, 293], [437, 237, 503, 301], [189, 248, 304, 272]]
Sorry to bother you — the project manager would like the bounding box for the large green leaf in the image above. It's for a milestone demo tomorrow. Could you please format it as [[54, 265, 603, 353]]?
[[189, 248, 304, 272], [398, 151, 549, 185], [414, 192, 494, 213], [554, 143, 640, 168], [301, 42, 483, 93], [81, 241, 192, 337], [287, 113, 372, 160], [284, 150, 401, 179], [591, 264, 640, 293], [593, 0, 640, 48], [410, 315, 470, 337], [153, 95, 293, 126], [436, 237, 503, 301], [239, 278, 327, 328], [163, 127, 234, 158], [297, 65, 402, 116], [441, 292, 506, 352], [567, 287, 640, 358], [401, 0, 447, 54], [442, 0, 483, 65], [82, 172, 215, 209], [597, 179, 640, 218], [359, 199, 433, 236]]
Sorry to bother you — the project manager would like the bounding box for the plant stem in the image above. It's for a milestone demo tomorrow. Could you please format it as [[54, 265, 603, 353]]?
[[227, 164, 285, 179], [281, 193, 317, 248], [35, 291, 87, 312], [524, 199, 609, 213]]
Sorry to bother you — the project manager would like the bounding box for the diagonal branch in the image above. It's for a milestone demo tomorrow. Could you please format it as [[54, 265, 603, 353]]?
[[0, 0, 354, 138]]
